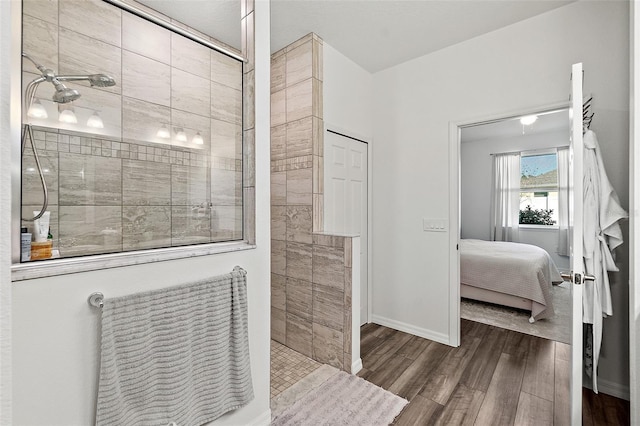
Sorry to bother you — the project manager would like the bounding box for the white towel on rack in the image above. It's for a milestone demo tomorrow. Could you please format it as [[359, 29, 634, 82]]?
[[95, 267, 253, 426]]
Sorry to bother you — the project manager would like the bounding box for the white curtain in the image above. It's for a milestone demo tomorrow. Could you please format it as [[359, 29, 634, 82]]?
[[490, 153, 521, 242], [557, 147, 570, 256]]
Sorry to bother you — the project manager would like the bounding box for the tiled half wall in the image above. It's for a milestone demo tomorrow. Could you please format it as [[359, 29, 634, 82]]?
[[270, 34, 359, 372]]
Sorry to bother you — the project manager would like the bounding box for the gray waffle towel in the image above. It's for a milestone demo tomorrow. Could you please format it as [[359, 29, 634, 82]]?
[[96, 267, 253, 426]]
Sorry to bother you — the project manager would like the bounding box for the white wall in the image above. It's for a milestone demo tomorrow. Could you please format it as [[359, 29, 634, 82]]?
[[630, 2, 639, 421], [373, 0, 630, 393], [323, 41, 374, 327], [461, 129, 570, 270], [519, 228, 569, 271], [323, 42, 374, 141], [0, 0, 18, 423], [7, 1, 271, 425]]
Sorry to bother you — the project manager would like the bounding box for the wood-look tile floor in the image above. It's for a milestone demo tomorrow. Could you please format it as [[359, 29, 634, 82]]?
[[583, 388, 631, 426], [358, 319, 630, 425]]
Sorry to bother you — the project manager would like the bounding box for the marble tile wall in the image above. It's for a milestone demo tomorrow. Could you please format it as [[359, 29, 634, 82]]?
[[241, 0, 256, 245], [22, 127, 242, 257], [23, 0, 244, 145], [270, 34, 354, 372], [20, 0, 256, 256]]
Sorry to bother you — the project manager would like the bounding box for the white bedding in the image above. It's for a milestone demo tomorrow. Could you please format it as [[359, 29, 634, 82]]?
[[460, 239, 563, 320]]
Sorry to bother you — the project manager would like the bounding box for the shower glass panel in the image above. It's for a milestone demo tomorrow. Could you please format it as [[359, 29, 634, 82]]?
[[20, 0, 244, 262]]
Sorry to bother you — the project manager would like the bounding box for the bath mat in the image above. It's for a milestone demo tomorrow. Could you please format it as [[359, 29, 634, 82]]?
[[271, 371, 408, 426], [271, 364, 340, 418]]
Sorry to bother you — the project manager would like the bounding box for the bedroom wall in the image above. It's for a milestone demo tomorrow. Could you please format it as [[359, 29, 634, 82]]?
[[372, 0, 630, 396], [460, 129, 570, 270]]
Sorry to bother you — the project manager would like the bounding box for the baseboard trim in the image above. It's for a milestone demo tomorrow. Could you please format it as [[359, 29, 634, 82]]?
[[584, 377, 630, 401], [371, 314, 451, 346], [351, 357, 363, 374], [250, 409, 272, 426]]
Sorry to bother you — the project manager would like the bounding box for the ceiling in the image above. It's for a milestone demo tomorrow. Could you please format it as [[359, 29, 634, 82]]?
[[460, 108, 570, 143], [138, 0, 573, 73], [270, 1, 573, 73], [136, 0, 241, 50]]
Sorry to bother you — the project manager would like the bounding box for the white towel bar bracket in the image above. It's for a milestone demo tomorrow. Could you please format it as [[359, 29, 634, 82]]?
[[88, 292, 104, 309]]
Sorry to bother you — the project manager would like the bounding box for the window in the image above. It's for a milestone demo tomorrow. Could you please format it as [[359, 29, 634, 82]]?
[[519, 152, 558, 226]]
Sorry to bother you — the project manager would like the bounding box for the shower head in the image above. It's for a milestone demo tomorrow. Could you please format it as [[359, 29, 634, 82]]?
[[56, 74, 116, 87], [22, 52, 117, 105], [88, 74, 116, 87], [51, 78, 81, 103]]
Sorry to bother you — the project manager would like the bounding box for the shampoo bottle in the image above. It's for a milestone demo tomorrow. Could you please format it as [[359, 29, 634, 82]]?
[[21, 227, 31, 262]]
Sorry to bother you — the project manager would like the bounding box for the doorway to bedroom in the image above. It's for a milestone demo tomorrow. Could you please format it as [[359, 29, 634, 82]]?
[[458, 107, 571, 344]]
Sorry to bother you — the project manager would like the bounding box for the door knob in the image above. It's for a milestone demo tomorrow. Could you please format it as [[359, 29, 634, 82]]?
[[560, 272, 592, 284]]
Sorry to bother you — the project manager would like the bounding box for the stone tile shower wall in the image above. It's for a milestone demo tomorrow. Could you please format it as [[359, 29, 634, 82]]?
[[241, 0, 256, 245], [20, 0, 256, 257], [22, 128, 240, 255], [270, 34, 356, 372]]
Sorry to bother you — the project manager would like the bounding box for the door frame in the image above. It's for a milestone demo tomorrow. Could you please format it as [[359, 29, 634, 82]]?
[[630, 2, 639, 421], [323, 123, 373, 324], [447, 100, 569, 346]]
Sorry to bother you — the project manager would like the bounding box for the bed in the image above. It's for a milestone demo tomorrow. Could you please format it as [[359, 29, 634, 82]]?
[[460, 239, 563, 322]]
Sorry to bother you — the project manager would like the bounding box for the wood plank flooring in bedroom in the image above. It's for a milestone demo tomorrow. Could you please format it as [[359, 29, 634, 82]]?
[[358, 319, 630, 425]]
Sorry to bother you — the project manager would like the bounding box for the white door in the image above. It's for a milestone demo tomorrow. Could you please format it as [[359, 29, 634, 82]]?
[[568, 62, 585, 425], [324, 130, 368, 325]]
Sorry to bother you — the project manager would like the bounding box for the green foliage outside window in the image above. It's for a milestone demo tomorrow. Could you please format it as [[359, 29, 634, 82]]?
[[519, 205, 556, 225]]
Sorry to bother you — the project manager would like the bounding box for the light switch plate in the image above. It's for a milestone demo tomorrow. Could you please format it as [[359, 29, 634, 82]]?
[[423, 218, 448, 232]]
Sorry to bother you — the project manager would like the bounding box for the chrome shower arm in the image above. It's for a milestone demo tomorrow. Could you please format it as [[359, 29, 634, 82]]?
[[22, 53, 56, 80], [55, 75, 93, 81], [22, 52, 44, 72]]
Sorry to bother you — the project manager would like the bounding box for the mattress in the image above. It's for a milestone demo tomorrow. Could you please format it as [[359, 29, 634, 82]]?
[[460, 239, 563, 320]]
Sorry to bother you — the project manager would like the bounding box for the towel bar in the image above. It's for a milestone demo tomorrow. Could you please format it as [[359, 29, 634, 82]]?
[[94, 265, 253, 424], [88, 292, 104, 308], [88, 266, 246, 309]]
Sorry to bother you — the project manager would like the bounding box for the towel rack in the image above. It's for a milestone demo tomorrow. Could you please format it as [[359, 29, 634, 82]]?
[[88, 292, 104, 308], [87, 266, 247, 309]]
